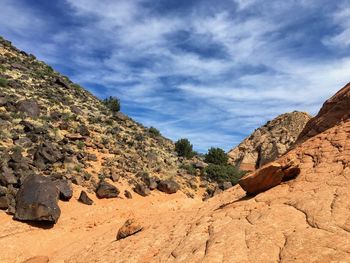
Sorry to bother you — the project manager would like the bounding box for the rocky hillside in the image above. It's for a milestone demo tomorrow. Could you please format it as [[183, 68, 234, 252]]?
[[228, 111, 311, 170], [0, 37, 207, 222]]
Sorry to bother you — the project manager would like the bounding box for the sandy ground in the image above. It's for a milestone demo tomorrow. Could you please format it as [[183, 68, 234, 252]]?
[[0, 184, 202, 263]]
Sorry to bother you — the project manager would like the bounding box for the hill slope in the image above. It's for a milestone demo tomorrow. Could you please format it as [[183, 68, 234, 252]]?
[[228, 111, 311, 170], [0, 36, 205, 218]]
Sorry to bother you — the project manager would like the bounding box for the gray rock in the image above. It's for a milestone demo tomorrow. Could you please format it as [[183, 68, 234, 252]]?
[[15, 175, 61, 223], [157, 180, 180, 194], [55, 179, 73, 201], [78, 191, 93, 205], [16, 99, 40, 118], [0, 166, 17, 186], [96, 181, 120, 198], [133, 183, 150, 197]]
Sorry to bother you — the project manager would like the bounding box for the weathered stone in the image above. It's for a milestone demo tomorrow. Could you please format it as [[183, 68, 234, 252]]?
[[124, 190, 132, 199], [157, 179, 180, 194], [16, 99, 40, 118], [78, 191, 93, 205], [96, 181, 119, 198], [116, 218, 143, 240], [15, 175, 61, 223], [133, 183, 150, 197], [0, 166, 17, 186], [238, 163, 284, 195], [54, 179, 73, 201]]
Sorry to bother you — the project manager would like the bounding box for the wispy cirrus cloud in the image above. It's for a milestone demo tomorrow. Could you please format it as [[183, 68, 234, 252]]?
[[0, 0, 349, 152]]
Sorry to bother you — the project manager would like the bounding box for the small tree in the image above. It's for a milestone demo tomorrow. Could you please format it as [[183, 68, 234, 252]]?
[[103, 96, 120, 112], [175, 138, 194, 159], [148, 126, 161, 137], [205, 164, 246, 185], [204, 147, 228, 165]]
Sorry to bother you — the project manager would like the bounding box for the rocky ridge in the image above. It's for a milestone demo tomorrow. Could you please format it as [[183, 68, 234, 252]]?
[[228, 111, 311, 170]]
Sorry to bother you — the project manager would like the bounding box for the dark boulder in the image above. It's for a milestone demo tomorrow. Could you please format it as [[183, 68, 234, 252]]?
[[133, 183, 150, 197], [145, 177, 158, 190], [96, 181, 120, 198], [157, 180, 180, 194], [78, 191, 93, 205], [54, 180, 73, 201], [16, 99, 40, 118], [33, 143, 62, 170], [77, 125, 90, 136], [55, 77, 70, 89], [0, 165, 17, 186], [15, 175, 61, 223], [0, 196, 9, 210], [124, 190, 132, 199]]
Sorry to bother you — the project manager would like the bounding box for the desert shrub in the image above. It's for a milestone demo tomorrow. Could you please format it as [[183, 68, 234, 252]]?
[[76, 140, 85, 150], [204, 147, 228, 165], [0, 78, 8, 87], [148, 126, 161, 137], [175, 138, 195, 159], [103, 96, 120, 112], [180, 164, 196, 175], [205, 164, 246, 185]]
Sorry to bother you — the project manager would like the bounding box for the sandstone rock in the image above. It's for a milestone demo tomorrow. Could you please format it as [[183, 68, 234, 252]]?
[[228, 111, 311, 170], [297, 82, 350, 143], [78, 191, 93, 205], [238, 162, 284, 195], [96, 181, 119, 198], [15, 175, 61, 223], [157, 179, 180, 194], [116, 218, 143, 240]]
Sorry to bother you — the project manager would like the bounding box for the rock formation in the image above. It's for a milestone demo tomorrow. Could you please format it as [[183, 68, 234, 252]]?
[[228, 111, 311, 170]]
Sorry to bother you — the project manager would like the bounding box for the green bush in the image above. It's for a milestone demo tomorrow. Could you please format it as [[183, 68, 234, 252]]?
[[180, 164, 196, 175], [103, 96, 120, 112], [205, 164, 246, 185], [0, 78, 8, 87], [175, 138, 195, 159], [148, 126, 161, 137], [204, 147, 228, 165]]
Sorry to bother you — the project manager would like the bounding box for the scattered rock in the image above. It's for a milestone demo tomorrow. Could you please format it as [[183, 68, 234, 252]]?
[[15, 175, 61, 223], [16, 99, 40, 118], [124, 190, 132, 199], [96, 181, 120, 198], [78, 191, 93, 205], [157, 179, 180, 194], [54, 179, 73, 201], [0, 196, 9, 209], [0, 165, 17, 186], [116, 218, 143, 240], [133, 183, 150, 197]]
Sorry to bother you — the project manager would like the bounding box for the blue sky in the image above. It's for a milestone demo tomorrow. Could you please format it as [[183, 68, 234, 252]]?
[[1, 0, 350, 152]]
